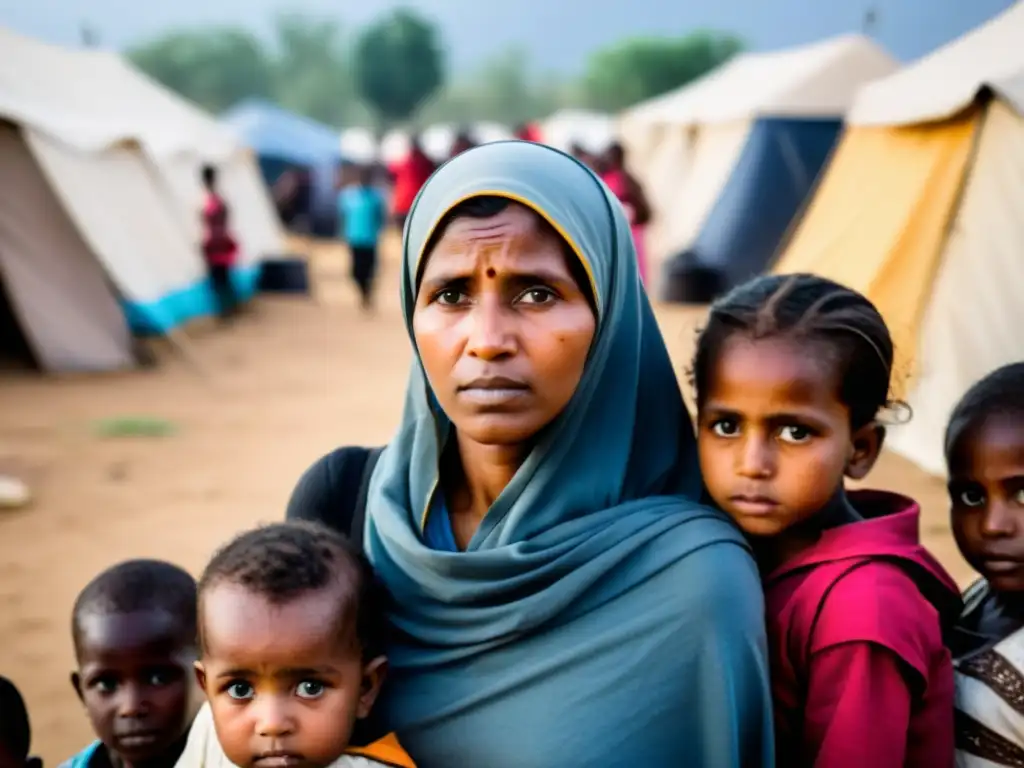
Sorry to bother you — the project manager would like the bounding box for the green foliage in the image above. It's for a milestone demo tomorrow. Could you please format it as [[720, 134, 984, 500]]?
[[353, 8, 445, 127], [581, 31, 743, 112], [127, 28, 275, 113], [270, 13, 368, 127], [124, 15, 741, 128], [418, 46, 567, 127], [93, 416, 177, 438]]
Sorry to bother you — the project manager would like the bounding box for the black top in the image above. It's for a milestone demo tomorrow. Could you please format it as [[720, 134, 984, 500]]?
[[285, 445, 382, 549]]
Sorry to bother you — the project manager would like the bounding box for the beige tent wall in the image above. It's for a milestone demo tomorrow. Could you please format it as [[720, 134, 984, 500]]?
[[646, 121, 752, 274], [773, 110, 979, 386], [887, 101, 1024, 475], [26, 130, 206, 308], [0, 124, 133, 371]]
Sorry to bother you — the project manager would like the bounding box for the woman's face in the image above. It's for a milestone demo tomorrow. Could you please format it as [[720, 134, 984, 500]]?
[[413, 202, 596, 448]]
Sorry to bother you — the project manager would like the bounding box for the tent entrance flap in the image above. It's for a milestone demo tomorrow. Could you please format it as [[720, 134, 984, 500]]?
[[689, 117, 842, 293], [773, 108, 980, 390], [0, 273, 36, 369]]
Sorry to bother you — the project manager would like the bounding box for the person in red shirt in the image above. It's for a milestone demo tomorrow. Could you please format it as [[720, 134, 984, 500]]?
[[200, 165, 239, 321], [693, 272, 960, 767], [601, 142, 650, 284], [513, 122, 541, 143], [390, 136, 436, 232]]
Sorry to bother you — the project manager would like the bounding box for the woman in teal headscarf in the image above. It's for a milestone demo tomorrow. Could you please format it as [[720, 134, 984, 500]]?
[[360, 140, 774, 766]]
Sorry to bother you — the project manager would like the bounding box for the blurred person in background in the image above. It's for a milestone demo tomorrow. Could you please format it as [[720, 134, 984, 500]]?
[[273, 166, 313, 234], [601, 142, 650, 285], [337, 164, 387, 312], [513, 122, 542, 143], [448, 129, 476, 160], [391, 136, 436, 233], [570, 142, 596, 170], [200, 165, 239, 321]]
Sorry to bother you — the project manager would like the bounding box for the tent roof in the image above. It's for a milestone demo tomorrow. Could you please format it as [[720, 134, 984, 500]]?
[[222, 100, 343, 166], [849, 4, 1024, 125], [623, 34, 898, 126], [541, 109, 615, 152], [0, 26, 239, 158]]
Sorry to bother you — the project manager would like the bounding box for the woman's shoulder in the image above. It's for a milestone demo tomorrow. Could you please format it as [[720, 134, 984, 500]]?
[[644, 502, 764, 615], [286, 446, 382, 528]]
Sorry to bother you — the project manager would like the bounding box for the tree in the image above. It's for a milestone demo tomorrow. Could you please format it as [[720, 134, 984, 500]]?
[[270, 14, 369, 127], [581, 31, 743, 112], [418, 46, 565, 127], [353, 8, 445, 129], [128, 28, 275, 114]]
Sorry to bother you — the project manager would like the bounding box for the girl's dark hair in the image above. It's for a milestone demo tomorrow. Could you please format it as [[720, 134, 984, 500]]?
[[420, 195, 596, 312], [692, 273, 898, 429], [944, 362, 1024, 462], [201, 164, 216, 187]]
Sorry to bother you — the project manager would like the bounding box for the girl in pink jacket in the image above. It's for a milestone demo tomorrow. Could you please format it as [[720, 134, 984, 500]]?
[[693, 273, 961, 767]]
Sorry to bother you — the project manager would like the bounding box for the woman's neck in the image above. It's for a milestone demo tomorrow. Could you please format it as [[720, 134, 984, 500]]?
[[445, 437, 528, 546], [756, 487, 862, 574]]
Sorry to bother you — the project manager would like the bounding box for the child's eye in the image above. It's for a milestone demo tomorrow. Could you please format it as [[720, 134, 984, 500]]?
[[779, 425, 812, 444], [296, 680, 325, 699], [960, 489, 986, 507], [517, 287, 556, 305], [93, 677, 117, 694], [226, 682, 254, 700], [711, 419, 739, 438], [145, 667, 178, 687]]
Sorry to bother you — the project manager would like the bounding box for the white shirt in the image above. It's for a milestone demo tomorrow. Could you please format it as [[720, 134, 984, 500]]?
[[175, 702, 391, 768]]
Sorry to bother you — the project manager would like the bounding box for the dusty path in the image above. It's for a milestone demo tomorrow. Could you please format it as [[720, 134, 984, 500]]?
[[0, 237, 969, 760]]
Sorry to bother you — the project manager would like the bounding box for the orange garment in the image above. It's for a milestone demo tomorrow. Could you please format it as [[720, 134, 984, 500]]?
[[348, 733, 415, 768]]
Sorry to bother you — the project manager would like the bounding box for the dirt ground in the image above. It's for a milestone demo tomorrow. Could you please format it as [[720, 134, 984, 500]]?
[[0, 235, 972, 761]]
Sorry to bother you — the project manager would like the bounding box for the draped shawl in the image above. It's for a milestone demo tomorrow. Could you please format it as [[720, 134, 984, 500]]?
[[364, 140, 774, 767]]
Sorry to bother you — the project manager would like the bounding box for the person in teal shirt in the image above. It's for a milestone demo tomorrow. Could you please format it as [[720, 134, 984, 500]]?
[[337, 164, 386, 311]]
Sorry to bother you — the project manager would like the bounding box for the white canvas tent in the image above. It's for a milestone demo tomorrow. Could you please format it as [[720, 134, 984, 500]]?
[[619, 35, 897, 288], [540, 109, 615, 154], [0, 27, 282, 371], [774, 3, 1024, 478]]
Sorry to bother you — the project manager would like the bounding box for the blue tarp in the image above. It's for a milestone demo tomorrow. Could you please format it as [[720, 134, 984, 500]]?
[[222, 100, 343, 167], [222, 100, 343, 232], [123, 265, 262, 335], [687, 117, 842, 294]]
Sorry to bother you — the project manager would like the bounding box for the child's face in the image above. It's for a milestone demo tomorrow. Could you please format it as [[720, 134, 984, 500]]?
[[197, 582, 385, 768], [949, 416, 1024, 592], [698, 335, 880, 537], [71, 610, 197, 764]]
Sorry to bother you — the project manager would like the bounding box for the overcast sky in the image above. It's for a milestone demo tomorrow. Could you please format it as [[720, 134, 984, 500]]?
[[0, 0, 1016, 74]]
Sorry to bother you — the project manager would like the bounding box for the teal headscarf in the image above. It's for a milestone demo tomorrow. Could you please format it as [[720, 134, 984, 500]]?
[[365, 141, 774, 767]]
